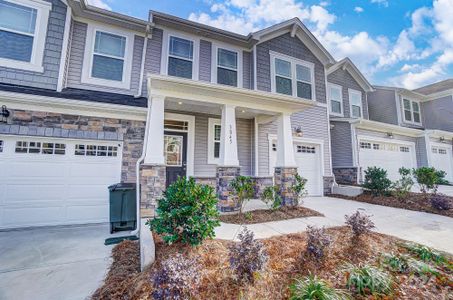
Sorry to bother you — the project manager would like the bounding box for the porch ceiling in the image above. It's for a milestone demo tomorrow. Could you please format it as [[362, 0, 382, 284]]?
[[148, 74, 315, 114]]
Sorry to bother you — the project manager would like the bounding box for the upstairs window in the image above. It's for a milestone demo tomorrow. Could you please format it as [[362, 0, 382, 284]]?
[[0, 0, 50, 72], [403, 99, 421, 125], [168, 36, 193, 79], [217, 48, 238, 87], [328, 84, 343, 115], [349, 89, 362, 118], [91, 31, 126, 82], [271, 52, 315, 100]]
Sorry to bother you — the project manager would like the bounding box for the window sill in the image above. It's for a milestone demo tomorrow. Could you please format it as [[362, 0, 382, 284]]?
[[80, 75, 131, 90], [0, 58, 44, 73], [330, 112, 344, 117]]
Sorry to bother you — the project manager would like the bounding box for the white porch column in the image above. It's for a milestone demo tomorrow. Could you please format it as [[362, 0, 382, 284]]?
[[219, 104, 239, 166], [276, 113, 297, 167], [144, 96, 165, 165]]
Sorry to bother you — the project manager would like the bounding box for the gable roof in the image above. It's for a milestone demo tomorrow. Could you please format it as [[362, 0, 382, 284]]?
[[252, 18, 335, 66], [413, 79, 453, 95], [326, 58, 374, 92]]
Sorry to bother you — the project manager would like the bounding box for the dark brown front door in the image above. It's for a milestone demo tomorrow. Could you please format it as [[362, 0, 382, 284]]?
[[164, 131, 187, 187]]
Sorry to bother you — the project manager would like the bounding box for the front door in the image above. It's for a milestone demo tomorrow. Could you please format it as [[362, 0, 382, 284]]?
[[164, 131, 187, 187]]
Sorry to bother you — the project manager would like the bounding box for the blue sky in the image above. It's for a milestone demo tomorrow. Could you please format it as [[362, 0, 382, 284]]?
[[89, 0, 453, 89]]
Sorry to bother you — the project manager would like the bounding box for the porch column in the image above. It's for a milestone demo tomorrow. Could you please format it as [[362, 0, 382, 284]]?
[[140, 96, 166, 218], [216, 104, 241, 211], [274, 113, 298, 206]]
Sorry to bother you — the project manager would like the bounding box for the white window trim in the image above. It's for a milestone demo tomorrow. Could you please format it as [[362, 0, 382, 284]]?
[[401, 98, 422, 125], [81, 23, 134, 89], [348, 88, 363, 119], [161, 29, 199, 81], [269, 50, 316, 101], [328, 83, 343, 116], [211, 43, 243, 88], [207, 117, 221, 165], [0, 0, 51, 72]]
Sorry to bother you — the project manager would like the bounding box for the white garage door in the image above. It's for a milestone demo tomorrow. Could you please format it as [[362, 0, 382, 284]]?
[[270, 140, 323, 196], [358, 138, 416, 181], [431, 145, 453, 183], [0, 135, 122, 229]]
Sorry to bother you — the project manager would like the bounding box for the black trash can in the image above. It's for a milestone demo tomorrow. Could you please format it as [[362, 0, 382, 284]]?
[[108, 183, 137, 233]]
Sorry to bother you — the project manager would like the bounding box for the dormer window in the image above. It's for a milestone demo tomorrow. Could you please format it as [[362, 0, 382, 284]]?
[[168, 36, 193, 79], [402, 98, 421, 125]]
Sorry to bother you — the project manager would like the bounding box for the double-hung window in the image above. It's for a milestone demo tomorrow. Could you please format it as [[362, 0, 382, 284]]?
[[216, 48, 238, 87], [328, 84, 343, 115], [349, 89, 362, 118], [402, 98, 421, 124], [207, 118, 221, 164], [168, 36, 194, 79], [91, 31, 126, 82], [0, 0, 50, 72], [271, 52, 315, 100]]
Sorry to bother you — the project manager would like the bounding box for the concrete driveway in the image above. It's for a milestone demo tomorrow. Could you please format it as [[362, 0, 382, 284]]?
[[0, 224, 113, 300]]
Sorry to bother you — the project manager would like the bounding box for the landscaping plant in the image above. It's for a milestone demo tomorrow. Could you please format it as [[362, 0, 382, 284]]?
[[152, 253, 201, 300], [260, 185, 282, 210], [412, 167, 443, 195], [344, 210, 375, 238], [148, 177, 220, 246], [289, 275, 350, 300], [430, 193, 452, 210], [292, 173, 308, 206], [344, 264, 393, 296], [392, 167, 414, 199], [229, 227, 268, 283], [402, 243, 447, 265], [306, 225, 332, 261], [363, 167, 392, 196], [230, 176, 255, 215]]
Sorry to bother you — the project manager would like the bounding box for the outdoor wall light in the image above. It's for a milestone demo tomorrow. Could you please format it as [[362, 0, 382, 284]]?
[[440, 136, 445, 143], [294, 126, 303, 137], [0, 105, 10, 123], [386, 132, 394, 139]]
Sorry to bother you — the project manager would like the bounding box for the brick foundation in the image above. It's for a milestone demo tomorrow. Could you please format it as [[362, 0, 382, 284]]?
[[274, 167, 298, 206], [216, 166, 241, 212], [333, 167, 359, 185], [139, 165, 166, 218]]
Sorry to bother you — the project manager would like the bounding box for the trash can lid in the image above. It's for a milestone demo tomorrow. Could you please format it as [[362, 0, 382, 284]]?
[[108, 182, 137, 191]]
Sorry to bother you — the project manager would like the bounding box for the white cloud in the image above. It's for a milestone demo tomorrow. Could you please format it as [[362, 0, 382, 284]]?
[[378, 30, 417, 67], [87, 0, 111, 10], [371, 0, 389, 7], [354, 7, 364, 13]]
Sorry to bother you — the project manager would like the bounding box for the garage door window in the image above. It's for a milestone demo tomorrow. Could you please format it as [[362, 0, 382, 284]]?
[[15, 141, 66, 155], [75, 144, 118, 157], [400, 146, 410, 153], [373, 143, 380, 150], [297, 145, 316, 153], [360, 142, 371, 149]]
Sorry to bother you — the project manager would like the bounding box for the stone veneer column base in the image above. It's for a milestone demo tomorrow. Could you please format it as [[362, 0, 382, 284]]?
[[333, 167, 359, 185], [274, 167, 298, 206], [140, 164, 166, 218], [216, 166, 241, 212]]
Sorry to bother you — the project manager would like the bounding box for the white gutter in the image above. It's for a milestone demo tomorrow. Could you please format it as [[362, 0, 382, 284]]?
[[131, 96, 152, 236], [134, 24, 151, 98]]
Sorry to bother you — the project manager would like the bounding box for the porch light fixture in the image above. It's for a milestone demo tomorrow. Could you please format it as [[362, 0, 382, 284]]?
[[440, 136, 445, 143], [294, 126, 303, 137], [386, 132, 394, 139], [0, 105, 10, 123]]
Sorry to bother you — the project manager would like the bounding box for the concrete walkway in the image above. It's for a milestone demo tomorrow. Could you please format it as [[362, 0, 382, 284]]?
[[215, 197, 453, 254]]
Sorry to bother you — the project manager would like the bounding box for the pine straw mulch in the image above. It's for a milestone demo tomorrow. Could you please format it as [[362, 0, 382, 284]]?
[[332, 192, 453, 218], [219, 206, 323, 224], [92, 227, 453, 300]]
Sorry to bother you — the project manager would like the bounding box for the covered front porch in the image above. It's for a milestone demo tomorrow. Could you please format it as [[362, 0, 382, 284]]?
[[139, 74, 315, 215]]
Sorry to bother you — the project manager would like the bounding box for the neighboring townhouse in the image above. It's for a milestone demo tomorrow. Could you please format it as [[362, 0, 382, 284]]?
[[0, 0, 337, 229]]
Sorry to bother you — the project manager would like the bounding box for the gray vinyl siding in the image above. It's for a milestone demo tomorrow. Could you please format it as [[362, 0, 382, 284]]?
[[258, 105, 331, 176], [327, 68, 368, 119], [0, 0, 66, 90], [199, 40, 212, 82], [415, 136, 429, 167], [255, 33, 326, 103], [66, 20, 144, 95], [243, 51, 252, 89], [193, 114, 252, 176], [142, 28, 163, 97], [422, 95, 453, 132], [330, 121, 353, 167], [367, 89, 399, 125]]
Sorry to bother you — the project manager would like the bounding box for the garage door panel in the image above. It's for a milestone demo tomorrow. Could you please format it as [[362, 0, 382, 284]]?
[[66, 205, 108, 222], [1, 206, 65, 227], [8, 162, 67, 178], [68, 162, 119, 178], [4, 184, 66, 203], [430, 146, 453, 182], [66, 184, 110, 200]]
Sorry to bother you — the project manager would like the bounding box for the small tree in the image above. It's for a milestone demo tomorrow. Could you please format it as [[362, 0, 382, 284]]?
[[292, 173, 308, 206], [392, 167, 414, 200], [363, 167, 392, 196], [230, 176, 255, 215], [148, 177, 220, 246], [412, 167, 441, 195], [260, 185, 282, 210]]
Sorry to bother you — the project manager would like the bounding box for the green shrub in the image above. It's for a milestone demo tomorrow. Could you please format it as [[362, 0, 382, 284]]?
[[289, 275, 350, 300], [261, 185, 282, 210], [412, 167, 443, 194], [402, 243, 447, 265], [344, 264, 392, 296], [292, 173, 308, 206], [382, 253, 439, 278], [392, 167, 414, 199], [230, 176, 255, 214], [147, 177, 220, 246], [363, 167, 392, 196]]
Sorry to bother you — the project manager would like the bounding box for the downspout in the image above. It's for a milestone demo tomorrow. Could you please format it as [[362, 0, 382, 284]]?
[[131, 96, 152, 236], [134, 24, 151, 98]]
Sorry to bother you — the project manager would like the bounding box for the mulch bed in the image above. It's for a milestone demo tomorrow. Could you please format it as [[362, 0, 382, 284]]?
[[331, 192, 453, 218], [219, 206, 323, 224], [92, 227, 452, 300]]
